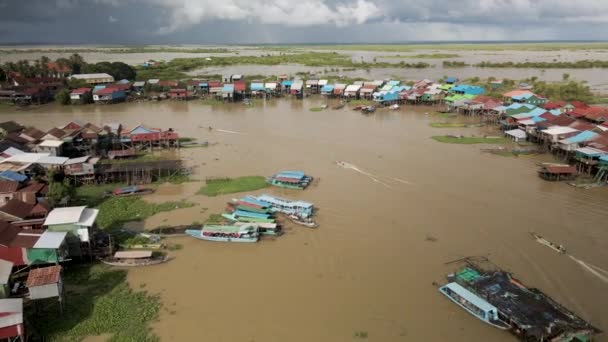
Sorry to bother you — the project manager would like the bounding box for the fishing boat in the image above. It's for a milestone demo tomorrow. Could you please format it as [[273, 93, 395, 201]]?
[[361, 106, 376, 114], [106, 185, 154, 197], [439, 282, 511, 330], [267, 171, 313, 190], [530, 232, 566, 254], [185, 224, 259, 243], [101, 251, 169, 267], [286, 214, 318, 228], [440, 258, 601, 341]]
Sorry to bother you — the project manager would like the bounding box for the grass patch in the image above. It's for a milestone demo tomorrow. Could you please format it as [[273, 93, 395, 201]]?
[[205, 213, 225, 224], [354, 331, 369, 339], [178, 137, 196, 143], [429, 122, 467, 128], [198, 176, 269, 197], [305, 42, 608, 52], [431, 135, 508, 144], [309, 106, 324, 112], [28, 264, 160, 341], [347, 99, 373, 106], [96, 197, 195, 230]]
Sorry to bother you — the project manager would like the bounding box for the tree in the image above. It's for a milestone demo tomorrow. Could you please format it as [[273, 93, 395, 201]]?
[[562, 73, 570, 81], [46, 171, 75, 207], [55, 89, 71, 105], [0, 67, 5, 82], [69, 53, 86, 74]]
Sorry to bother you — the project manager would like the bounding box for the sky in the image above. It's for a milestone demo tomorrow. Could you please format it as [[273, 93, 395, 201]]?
[[1, 0, 608, 44]]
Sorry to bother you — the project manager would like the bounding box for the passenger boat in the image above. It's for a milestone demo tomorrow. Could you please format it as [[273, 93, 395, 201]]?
[[256, 194, 314, 218], [439, 282, 511, 330], [101, 251, 169, 267], [267, 171, 313, 190], [106, 185, 154, 197], [286, 214, 318, 228], [185, 224, 259, 243]]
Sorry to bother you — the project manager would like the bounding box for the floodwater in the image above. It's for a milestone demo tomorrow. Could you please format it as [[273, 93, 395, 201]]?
[[1, 100, 608, 341]]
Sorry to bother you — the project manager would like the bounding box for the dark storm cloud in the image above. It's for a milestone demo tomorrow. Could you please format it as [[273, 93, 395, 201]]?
[[0, 0, 606, 44]]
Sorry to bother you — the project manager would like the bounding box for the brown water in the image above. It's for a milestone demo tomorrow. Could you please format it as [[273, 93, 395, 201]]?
[[1, 100, 607, 341]]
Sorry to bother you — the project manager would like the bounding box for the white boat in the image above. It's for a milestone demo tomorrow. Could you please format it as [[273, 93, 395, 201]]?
[[389, 104, 399, 110], [287, 214, 318, 228]]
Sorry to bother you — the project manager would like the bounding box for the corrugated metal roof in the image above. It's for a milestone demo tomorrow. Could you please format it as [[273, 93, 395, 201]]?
[[545, 165, 577, 174], [44, 206, 86, 226], [345, 85, 361, 92], [318, 80, 328, 86], [37, 156, 68, 165], [575, 147, 607, 157], [264, 83, 277, 90], [542, 127, 579, 135], [561, 130, 598, 144], [38, 140, 64, 148], [71, 73, 113, 80], [0, 171, 27, 183], [505, 129, 527, 139], [65, 156, 90, 165], [33, 231, 67, 249], [441, 282, 497, 313], [26, 265, 61, 287], [0, 181, 19, 193], [1, 153, 50, 164], [0, 298, 23, 328]]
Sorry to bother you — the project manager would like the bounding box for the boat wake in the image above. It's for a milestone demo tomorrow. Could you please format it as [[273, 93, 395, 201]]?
[[568, 256, 608, 284], [215, 129, 245, 135], [335, 161, 414, 188]]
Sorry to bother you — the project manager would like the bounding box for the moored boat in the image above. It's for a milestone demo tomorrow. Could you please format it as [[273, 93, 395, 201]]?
[[186, 224, 259, 243], [256, 194, 314, 218], [267, 171, 313, 190], [101, 251, 169, 267], [439, 282, 511, 330], [286, 214, 318, 228], [361, 106, 376, 114], [234, 222, 282, 236], [106, 185, 154, 197]]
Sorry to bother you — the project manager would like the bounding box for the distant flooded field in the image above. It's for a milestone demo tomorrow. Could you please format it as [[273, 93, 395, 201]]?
[[1, 99, 606, 341]]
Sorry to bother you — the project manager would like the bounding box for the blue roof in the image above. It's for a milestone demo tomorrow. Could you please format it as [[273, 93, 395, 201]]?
[[600, 155, 608, 162], [0, 171, 28, 182], [281, 80, 293, 86], [276, 171, 305, 179], [446, 77, 458, 83], [387, 80, 400, 86], [199, 82, 208, 87], [441, 282, 497, 313], [222, 84, 234, 92], [562, 130, 598, 144], [548, 109, 562, 116], [241, 196, 269, 208], [512, 93, 534, 100], [531, 116, 546, 122], [234, 210, 271, 219], [250, 83, 264, 91], [321, 84, 335, 92]]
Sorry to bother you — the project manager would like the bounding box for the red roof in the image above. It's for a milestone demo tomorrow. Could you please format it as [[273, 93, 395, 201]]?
[[234, 81, 246, 92], [472, 95, 497, 104], [545, 165, 577, 174], [17, 182, 46, 194], [169, 89, 187, 93], [208, 81, 223, 88], [569, 120, 596, 131], [46, 62, 71, 73], [26, 265, 61, 287], [158, 80, 178, 87], [568, 108, 588, 118], [95, 88, 120, 95], [70, 88, 91, 95], [105, 83, 131, 91], [601, 122, 608, 128], [0, 181, 19, 193], [543, 101, 566, 110], [570, 101, 589, 109]]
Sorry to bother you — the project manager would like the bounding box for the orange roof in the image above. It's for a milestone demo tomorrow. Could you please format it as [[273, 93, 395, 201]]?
[[26, 265, 61, 287], [502, 90, 534, 98]]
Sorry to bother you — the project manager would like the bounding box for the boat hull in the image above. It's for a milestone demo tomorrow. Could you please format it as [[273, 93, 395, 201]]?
[[439, 286, 510, 330], [185, 229, 258, 243], [101, 255, 169, 267]]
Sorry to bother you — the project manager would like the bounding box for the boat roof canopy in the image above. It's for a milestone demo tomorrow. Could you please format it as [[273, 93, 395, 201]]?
[[442, 282, 497, 313], [114, 251, 153, 259], [202, 224, 257, 233]]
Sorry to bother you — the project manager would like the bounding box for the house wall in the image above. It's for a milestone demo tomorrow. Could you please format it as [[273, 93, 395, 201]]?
[[29, 283, 59, 300]]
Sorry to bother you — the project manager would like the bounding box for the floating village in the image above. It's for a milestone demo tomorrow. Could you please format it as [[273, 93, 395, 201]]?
[[0, 59, 605, 340]]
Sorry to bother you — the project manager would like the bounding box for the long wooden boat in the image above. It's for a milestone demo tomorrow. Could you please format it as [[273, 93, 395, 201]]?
[[185, 224, 259, 243], [222, 213, 275, 223], [106, 186, 154, 197], [286, 214, 318, 228], [530, 232, 566, 254], [101, 251, 169, 267], [439, 282, 511, 330]]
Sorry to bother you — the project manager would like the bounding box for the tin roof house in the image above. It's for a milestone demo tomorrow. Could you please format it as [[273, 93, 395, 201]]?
[[43, 206, 98, 257], [0, 298, 24, 341]]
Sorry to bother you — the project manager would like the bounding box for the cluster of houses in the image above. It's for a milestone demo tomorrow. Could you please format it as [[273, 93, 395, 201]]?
[[0, 119, 180, 185]]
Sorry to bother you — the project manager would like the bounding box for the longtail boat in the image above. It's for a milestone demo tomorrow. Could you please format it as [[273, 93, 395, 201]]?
[[105, 185, 154, 197]]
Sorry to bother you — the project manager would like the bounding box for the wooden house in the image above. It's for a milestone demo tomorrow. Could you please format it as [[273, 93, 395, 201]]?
[[333, 84, 346, 97], [70, 73, 114, 85], [35, 140, 64, 157], [93, 88, 126, 104], [344, 85, 361, 99], [305, 80, 319, 94], [18, 127, 45, 146], [26, 265, 62, 300], [169, 89, 188, 100], [43, 206, 98, 257], [290, 81, 303, 97], [69, 88, 93, 104]]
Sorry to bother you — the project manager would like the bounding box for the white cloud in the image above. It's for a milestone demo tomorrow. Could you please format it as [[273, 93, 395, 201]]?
[[152, 0, 382, 34], [108, 15, 118, 23]]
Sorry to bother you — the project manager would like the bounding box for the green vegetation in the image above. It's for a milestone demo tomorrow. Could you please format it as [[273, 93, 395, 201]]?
[[431, 135, 508, 144], [99, 154, 164, 165], [533, 80, 594, 102], [178, 137, 196, 143], [309, 106, 325, 112], [135, 52, 430, 81], [47, 171, 76, 207], [198, 176, 269, 197], [347, 99, 373, 106], [443, 61, 470, 68], [55, 89, 71, 105], [82, 61, 136, 80], [95, 197, 195, 230], [476, 60, 608, 68], [354, 331, 369, 339], [29, 264, 160, 341], [205, 213, 225, 224], [429, 122, 467, 128]]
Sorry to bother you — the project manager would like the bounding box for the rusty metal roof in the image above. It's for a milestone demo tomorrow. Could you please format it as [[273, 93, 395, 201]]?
[[26, 265, 61, 287]]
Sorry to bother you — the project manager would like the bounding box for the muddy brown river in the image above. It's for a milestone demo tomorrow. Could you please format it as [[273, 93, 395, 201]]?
[[1, 100, 607, 341]]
